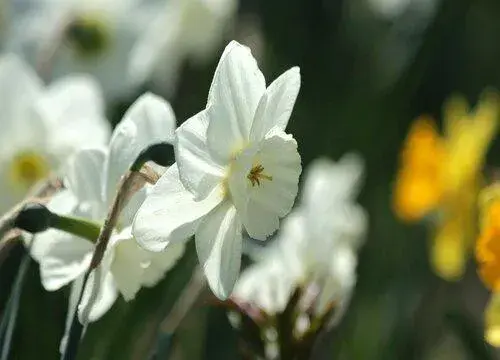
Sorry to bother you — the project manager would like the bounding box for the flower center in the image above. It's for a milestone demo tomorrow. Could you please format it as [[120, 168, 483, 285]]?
[[9, 151, 49, 189], [66, 14, 110, 57], [247, 164, 273, 187]]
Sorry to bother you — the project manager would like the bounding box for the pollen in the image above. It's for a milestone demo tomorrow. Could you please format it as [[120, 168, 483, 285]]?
[[247, 164, 273, 187], [9, 151, 49, 189]]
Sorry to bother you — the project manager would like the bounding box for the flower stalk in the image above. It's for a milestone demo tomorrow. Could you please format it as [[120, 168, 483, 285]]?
[[61, 144, 165, 360], [51, 214, 101, 243]]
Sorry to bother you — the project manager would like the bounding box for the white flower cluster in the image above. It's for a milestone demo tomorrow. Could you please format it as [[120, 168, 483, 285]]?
[[233, 154, 367, 327], [0, 54, 109, 213], [0, 3, 369, 350], [5, 0, 237, 98], [0, 39, 307, 346]]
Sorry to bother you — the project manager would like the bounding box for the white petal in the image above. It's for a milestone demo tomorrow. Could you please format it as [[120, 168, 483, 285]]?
[[179, 0, 237, 62], [243, 203, 279, 241], [226, 145, 255, 222], [277, 211, 308, 267], [111, 227, 185, 299], [78, 265, 119, 323], [206, 41, 266, 160], [250, 67, 301, 141], [118, 188, 147, 228], [43, 75, 110, 152], [39, 235, 94, 291], [195, 202, 242, 299], [302, 153, 364, 208], [110, 235, 145, 301], [65, 148, 107, 203], [175, 109, 225, 200], [106, 93, 176, 202], [301, 153, 367, 251], [234, 255, 295, 314], [43, 75, 105, 126], [315, 248, 356, 319], [133, 164, 223, 252], [0, 54, 46, 152], [141, 242, 186, 287], [0, 53, 42, 111], [321, 203, 368, 250], [241, 129, 302, 240], [127, 2, 183, 94]]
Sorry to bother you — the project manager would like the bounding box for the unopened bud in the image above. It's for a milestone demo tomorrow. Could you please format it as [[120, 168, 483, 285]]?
[[14, 203, 54, 233], [130, 142, 174, 171]]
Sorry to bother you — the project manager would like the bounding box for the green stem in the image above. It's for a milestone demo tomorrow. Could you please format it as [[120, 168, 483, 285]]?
[[51, 214, 101, 243]]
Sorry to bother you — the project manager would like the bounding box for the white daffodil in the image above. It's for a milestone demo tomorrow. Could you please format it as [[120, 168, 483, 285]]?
[[233, 155, 367, 323], [233, 244, 297, 315], [0, 53, 109, 213], [128, 0, 238, 95], [6, 0, 160, 98], [32, 93, 185, 329], [133, 40, 302, 300]]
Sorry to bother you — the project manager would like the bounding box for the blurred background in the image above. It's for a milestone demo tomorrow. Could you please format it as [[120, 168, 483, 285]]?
[[1, 0, 500, 358]]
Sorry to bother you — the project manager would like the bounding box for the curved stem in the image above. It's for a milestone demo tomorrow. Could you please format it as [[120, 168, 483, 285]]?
[[51, 214, 101, 243], [61, 169, 146, 360]]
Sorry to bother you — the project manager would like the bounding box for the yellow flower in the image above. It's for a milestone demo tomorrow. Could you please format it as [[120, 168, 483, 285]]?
[[485, 293, 500, 347], [476, 185, 500, 291], [393, 116, 445, 222], [394, 91, 500, 280], [476, 186, 500, 347]]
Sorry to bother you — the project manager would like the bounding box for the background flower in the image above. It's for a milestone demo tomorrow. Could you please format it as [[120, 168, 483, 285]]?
[[128, 0, 238, 96], [393, 92, 500, 280], [0, 53, 109, 213], [31, 93, 184, 335], [6, 0, 160, 98], [234, 154, 367, 323]]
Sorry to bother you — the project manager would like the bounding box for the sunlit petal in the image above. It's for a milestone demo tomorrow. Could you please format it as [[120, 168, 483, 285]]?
[[195, 202, 242, 299], [133, 164, 223, 251]]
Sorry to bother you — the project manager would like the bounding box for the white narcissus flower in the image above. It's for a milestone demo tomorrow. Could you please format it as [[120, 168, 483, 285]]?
[[0, 53, 109, 213], [128, 0, 237, 95], [233, 245, 297, 315], [6, 0, 160, 98], [32, 93, 185, 334], [233, 155, 367, 323], [133, 40, 302, 300]]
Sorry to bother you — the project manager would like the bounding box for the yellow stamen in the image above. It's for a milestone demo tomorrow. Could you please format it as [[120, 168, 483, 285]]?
[[247, 164, 273, 187], [9, 151, 49, 190]]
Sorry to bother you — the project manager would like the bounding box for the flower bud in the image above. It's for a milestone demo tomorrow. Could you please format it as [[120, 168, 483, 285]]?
[[130, 142, 174, 171], [14, 203, 54, 233]]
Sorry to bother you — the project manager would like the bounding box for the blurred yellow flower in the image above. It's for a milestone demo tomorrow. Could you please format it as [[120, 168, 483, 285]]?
[[393, 117, 445, 222], [476, 185, 500, 292], [394, 91, 500, 281], [473, 167, 500, 348], [485, 293, 500, 347]]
